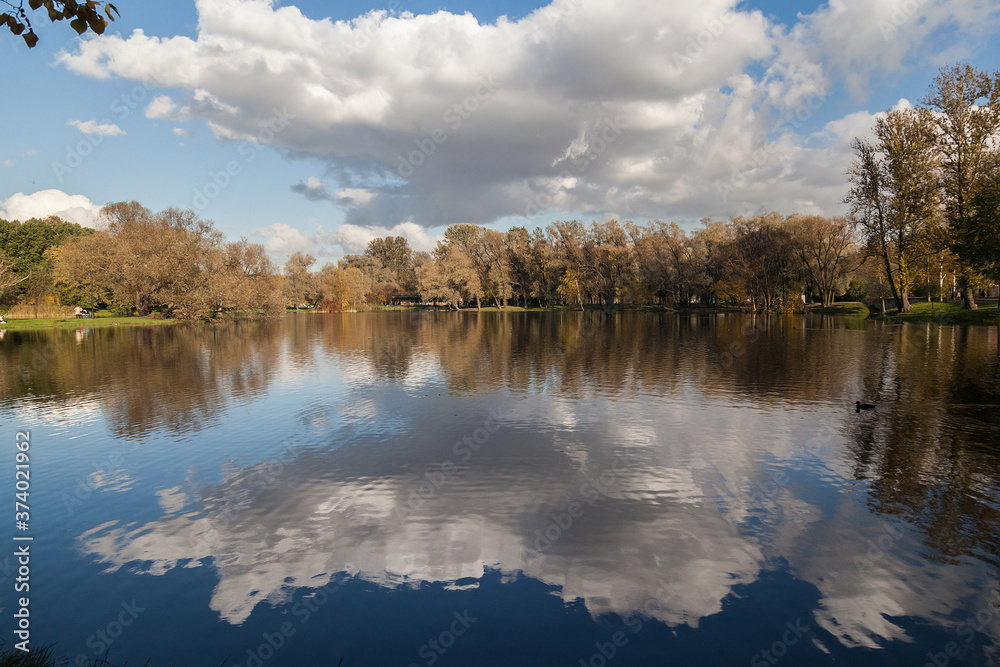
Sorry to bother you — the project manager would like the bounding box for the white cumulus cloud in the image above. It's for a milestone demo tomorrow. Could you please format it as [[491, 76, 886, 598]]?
[[55, 0, 1000, 226], [0, 190, 104, 227], [254, 219, 441, 265], [147, 95, 181, 120], [68, 120, 126, 137], [254, 222, 317, 260], [324, 221, 442, 254]]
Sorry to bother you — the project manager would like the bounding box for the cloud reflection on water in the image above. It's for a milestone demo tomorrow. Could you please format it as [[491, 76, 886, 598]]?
[[5, 312, 997, 657]]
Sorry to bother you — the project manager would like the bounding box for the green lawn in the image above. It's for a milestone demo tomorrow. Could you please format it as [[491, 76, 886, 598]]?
[[808, 302, 870, 316], [0, 315, 178, 331], [874, 300, 1000, 325]]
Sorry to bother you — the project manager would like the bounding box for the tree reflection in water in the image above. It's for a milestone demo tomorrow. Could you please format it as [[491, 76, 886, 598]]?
[[3, 312, 998, 662]]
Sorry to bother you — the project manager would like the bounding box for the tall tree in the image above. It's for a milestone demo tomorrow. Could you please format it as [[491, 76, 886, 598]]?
[[584, 220, 635, 312], [547, 221, 588, 306], [505, 226, 533, 308], [479, 229, 512, 308], [628, 221, 709, 308], [922, 63, 1000, 310], [529, 228, 560, 307], [845, 107, 941, 312], [442, 224, 492, 309], [879, 108, 944, 312], [217, 239, 283, 315], [845, 137, 902, 309]]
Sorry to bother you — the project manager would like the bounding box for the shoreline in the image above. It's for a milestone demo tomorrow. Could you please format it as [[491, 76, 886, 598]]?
[[0, 316, 182, 331], [4, 301, 997, 332]]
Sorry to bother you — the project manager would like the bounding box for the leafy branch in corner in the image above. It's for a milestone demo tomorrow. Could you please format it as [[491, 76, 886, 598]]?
[[1, 0, 118, 48]]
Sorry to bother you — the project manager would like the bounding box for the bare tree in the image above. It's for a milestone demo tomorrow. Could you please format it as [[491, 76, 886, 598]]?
[[54, 202, 281, 319], [787, 215, 858, 308]]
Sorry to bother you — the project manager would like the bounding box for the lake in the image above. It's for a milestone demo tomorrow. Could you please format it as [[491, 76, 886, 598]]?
[[1, 311, 998, 666]]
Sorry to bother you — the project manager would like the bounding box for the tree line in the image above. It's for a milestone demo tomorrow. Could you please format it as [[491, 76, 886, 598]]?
[[0, 205, 972, 319], [282, 213, 863, 313], [4, 207, 871, 317]]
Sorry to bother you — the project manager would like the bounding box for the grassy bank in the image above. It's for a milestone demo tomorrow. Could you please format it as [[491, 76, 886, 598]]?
[[873, 300, 1000, 325], [807, 302, 869, 316]]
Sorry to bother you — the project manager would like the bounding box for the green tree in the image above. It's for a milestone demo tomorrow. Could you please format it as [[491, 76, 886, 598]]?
[[845, 108, 942, 312], [922, 63, 1000, 309], [0, 250, 27, 296], [0, 216, 93, 304], [960, 161, 1000, 301], [556, 268, 584, 310]]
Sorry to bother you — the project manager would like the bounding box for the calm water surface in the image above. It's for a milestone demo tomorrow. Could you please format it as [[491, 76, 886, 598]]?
[[1, 312, 998, 666]]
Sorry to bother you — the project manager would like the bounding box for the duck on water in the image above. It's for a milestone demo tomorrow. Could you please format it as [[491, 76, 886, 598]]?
[[855, 401, 876, 412]]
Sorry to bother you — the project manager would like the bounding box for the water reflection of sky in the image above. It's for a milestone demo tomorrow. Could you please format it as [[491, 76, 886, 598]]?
[[2, 313, 998, 665]]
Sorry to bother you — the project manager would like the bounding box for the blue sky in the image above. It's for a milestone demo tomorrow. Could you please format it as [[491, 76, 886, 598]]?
[[1, 0, 998, 264]]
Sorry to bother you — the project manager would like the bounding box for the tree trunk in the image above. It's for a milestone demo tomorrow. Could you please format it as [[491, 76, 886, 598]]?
[[900, 290, 911, 313], [963, 287, 978, 310], [603, 292, 616, 314], [960, 270, 978, 310], [880, 252, 902, 312], [476, 295, 481, 311]]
